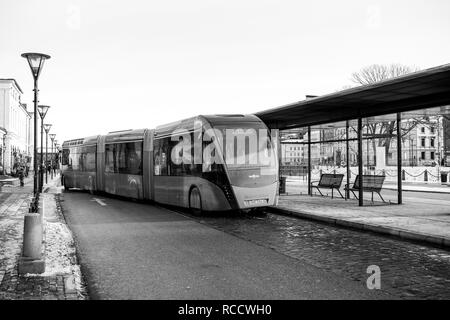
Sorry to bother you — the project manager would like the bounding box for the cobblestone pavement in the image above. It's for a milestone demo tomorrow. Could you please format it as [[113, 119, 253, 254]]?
[[0, 178, 88, 300], [180, 210, 450, 300]]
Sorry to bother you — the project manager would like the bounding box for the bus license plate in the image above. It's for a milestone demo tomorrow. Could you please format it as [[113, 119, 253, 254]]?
[[244, 199, 268, 206]]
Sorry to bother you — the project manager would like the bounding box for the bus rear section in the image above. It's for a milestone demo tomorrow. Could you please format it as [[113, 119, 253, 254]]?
[[100, 129, 146, 199], [61, 136, 98, 193]]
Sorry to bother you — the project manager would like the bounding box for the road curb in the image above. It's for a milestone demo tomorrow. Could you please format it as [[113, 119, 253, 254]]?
[[383, 186, 450, 194], [268, 206, 450, 248]]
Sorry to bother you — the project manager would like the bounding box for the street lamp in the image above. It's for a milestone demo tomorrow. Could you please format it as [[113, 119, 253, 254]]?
[[37, 105, 50, 192], [49, 133, 56, 179], [21, 52, 50, 197], [43, 124, 52, 184], [54, 141, 59, 174]]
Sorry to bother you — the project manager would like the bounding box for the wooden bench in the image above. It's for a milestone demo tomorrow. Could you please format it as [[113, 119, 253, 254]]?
[[311, 173, 344, 199], [344, 174, 386, 202]]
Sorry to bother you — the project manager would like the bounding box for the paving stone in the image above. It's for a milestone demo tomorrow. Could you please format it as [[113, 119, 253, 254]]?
[[0, 177, 87, 300], [194, 211, 450, 299]]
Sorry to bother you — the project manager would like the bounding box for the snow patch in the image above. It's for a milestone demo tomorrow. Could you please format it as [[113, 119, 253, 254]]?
[[24, 213, 85, 294]]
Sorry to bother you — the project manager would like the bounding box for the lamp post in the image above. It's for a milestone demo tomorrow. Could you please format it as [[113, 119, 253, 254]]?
[[55, 140, 61, 174], [21, 52, 50, 197], [54, 141, 59, 175], [43, 124, 52, 184], [50, 133, 56, 179], [37, 105, 50, 192]]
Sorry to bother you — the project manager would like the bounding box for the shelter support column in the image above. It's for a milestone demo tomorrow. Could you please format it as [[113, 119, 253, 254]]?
[[397, 112, 402, 204], [346, 121, 350, 199], [274, 128, 281, 193], [308, 126, 312, 196], [358, 117, 363, 206]]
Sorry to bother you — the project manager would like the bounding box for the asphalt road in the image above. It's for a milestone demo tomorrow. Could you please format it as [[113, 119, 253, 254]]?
[[60, 190, 393, 300]]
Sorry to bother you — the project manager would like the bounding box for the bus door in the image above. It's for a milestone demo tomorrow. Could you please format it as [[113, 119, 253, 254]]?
[[96, 135, 106, 192], [143, 129, 155, 201]]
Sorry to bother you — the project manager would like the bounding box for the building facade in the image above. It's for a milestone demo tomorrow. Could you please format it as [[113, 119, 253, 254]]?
[[0, 79, 33, 175], [281, 140, 304, 165], [280, 116, 446, 169], [385, 117, 444, 166]]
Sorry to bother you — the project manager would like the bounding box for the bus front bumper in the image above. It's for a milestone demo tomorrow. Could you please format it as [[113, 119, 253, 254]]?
[[231, 182, 278, 209]]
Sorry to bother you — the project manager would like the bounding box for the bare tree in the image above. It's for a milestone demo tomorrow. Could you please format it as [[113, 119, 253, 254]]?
[[351, 63, 420, 86], [350, 63, 421, 165]]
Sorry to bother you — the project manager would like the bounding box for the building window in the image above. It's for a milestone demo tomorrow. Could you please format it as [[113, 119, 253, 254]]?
[[430, 127, 435, 134], [430, 138, 435, 147], [421, 138, 426, 147], [421, 151, 426, 160], [421, 127, 425, 133], [431, 152, 435, 160]]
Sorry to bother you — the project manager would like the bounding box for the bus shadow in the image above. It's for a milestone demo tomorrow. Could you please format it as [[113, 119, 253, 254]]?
[[63, 189, 189, 224], [158, 203, 269, 220], [65, 188, 270, 222]]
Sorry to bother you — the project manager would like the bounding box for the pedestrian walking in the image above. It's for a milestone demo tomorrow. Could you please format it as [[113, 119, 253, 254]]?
[[17, 164, 24, 187]]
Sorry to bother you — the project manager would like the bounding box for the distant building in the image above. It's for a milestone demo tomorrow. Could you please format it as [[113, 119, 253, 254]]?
[[280, 116, 446, 168], [281, 131, 321, 165], [0, 79, 33, 175], [388, 117, 444, 166], [281, 139, 304, 165]]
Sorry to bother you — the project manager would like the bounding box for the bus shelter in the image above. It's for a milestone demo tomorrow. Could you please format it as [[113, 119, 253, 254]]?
[[255, 64, 450, 206]]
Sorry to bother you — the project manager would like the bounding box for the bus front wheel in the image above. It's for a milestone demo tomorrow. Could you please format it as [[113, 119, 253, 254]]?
[[189, 187, 202, 216]]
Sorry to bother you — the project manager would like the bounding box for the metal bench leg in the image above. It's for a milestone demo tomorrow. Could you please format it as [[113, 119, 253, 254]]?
[[351, 190, 358, 200], [336, 188, 344, 199], [331, 188, 334, 199], [315, 187, 324, 197], [378, 192, 386, 203], [371, 191, 374, 203]]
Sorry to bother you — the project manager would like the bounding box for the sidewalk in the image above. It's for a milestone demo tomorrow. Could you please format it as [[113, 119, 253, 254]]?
[[383, 181, 450, 194], [271, 194, 450, 248], [285, 176, 450, 194], [0, 175, 88, 300]]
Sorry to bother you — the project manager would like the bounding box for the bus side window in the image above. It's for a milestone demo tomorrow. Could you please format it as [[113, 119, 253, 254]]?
[[62, 149, 70, 165], [125, 142, 141, 175], [154, 139, 161, 175], [105, 144, 115, 173], [79, 151, 84, 171], [161, 139, 169, 175], [84, 145, 96, 171]]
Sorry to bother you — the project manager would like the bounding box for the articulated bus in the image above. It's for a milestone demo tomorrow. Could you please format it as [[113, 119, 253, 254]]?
[[61, 114, 278, 212]]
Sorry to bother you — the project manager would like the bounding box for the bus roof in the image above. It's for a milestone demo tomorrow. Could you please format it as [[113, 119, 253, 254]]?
[[155, 114, 264, 137], [63, 115, 266, 143], [104, 128, 147, 144], [202, 114, 262, 126], [62, 135, 99, 147], [155, 116, 200, 137]]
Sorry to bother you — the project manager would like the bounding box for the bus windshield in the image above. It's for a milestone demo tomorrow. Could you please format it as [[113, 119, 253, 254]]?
[[213, 122, 277, 169], [212, 122, 278, 187]]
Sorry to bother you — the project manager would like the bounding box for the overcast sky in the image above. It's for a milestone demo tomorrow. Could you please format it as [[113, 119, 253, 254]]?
[[1, 0, 449, 143]]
